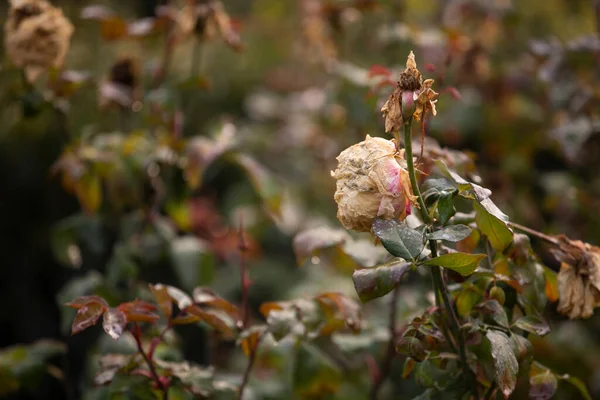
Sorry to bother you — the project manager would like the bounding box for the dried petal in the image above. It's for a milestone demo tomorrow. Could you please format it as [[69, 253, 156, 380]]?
[[331, 135, 417, 232], [381, 88, 403, 134], [555, 236, 600, 319]]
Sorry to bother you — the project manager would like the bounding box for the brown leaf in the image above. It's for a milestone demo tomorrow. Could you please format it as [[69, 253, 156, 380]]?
[[65, 295, 109, 310], [117, 300, 160, 323], [71, 301, 105, 335], [149, 284, 173, 320]]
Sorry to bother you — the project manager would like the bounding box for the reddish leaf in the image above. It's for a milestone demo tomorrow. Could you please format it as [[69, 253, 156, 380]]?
[[171, 313, 201, 325], [543, 267, 559, 302], [185, 305, 236, 338], [100, 17, 128, 41], [103, 308, 127, 340], [71, 301, 105, 335], [192, 287, 239, 318], [239, 326, 265, 357], [117, 300, 160, 323], [443, 87, 462, 100], [315, 292, 362, 333], [165, 286, 193, 309], [367, 64, 392, 78], [259, 302, 284, 318], [65, 295, 109, 310], [149, 284, 173, 320]]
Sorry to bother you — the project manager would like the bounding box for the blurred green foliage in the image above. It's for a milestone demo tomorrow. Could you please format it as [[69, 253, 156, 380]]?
[[0, 0, 599, 399]]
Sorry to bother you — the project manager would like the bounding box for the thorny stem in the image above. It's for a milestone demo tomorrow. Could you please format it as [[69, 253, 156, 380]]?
[[369, 286, 400, 400], [131, 323, 169, 400], [403, 122, 475, 394], [238, 332, 265, 400]]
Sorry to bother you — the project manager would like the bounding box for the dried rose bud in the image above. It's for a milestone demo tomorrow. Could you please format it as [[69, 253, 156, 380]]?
[[553, 236, 600, 319], [381, 51, 439, 133], [331, 135, 418, 232], [4, 0, 74, 81]]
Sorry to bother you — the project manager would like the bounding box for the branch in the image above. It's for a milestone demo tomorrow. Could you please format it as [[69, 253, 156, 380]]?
[[237, 332, 265, 400], [131, 324, 169, 400], [238, 214, 250, 328], [403, 121, 476, 395], [369, 285, 400, 400]]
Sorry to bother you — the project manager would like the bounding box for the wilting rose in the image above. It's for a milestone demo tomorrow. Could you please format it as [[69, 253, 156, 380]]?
[[554, 236, 600, 319], [4, 0, 74, 81], [331, 135, 418, 232], [381, 51, 438, 133]]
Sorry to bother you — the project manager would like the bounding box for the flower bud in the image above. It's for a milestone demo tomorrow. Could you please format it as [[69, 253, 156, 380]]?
[[331, 135, 418, 232], [381, 51, 438, 133]]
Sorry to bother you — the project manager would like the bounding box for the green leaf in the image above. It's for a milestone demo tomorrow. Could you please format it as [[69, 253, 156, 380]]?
[[487, 330, 519, 398], [473, 200, 513, 251], [423, 253, 485, 276], [437, 192, 456, 225], [478, 300, 509, 328], [402, 357, 416, 379], [510, 334, 533, 362], [529, 370, 558, 400], [421, 178, 457, 202], [456, 285, 482, 317], [435, 160, 491, 201], [396, 337, 426, 361], [292, 227, 350, 265], [560, 375, 592, 400], [427, 225, 472, 242], [352, 259, 411, 303], [372, 218, 425, 261], [513, 315, 550, 336]]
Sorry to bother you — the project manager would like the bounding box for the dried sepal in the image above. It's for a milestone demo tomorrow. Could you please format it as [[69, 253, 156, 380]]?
[[331, 135, 418, 232], [554, 236, 600, 319], [381, 51, 439, 133], [4, 0, 74, 81]]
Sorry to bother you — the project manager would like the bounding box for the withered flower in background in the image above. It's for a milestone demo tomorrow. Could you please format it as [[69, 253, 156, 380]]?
[[552, 235, 600, 319], [381, 51, 439, 134], [173, 0, 242, 51], [98, 57, 141, 110], [300, 0, 337, 65], [4, 0, 74, 82], [331, 135, 417, 232]]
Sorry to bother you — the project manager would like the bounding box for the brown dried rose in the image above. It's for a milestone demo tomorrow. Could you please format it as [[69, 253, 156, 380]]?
[[553, 236, 600, 319], [331, 135, 418, 232], [4, 0, 74, 81], [381, 51, 439, 133]]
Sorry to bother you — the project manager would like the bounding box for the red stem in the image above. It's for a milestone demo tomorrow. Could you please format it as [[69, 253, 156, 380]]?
[[131, 324, 169, 400]]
